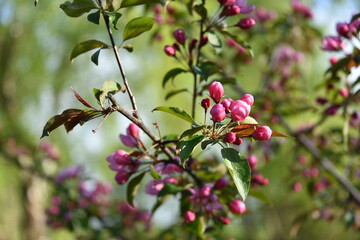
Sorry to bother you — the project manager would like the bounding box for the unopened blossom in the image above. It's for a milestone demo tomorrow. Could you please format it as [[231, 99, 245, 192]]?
[[218, 0, 235, 6], [164, 45, 176, 56], [339, 88, 349, 98], [219, 216, 231, 225], [233, 137, 243, 145], [237, 18, 256, 30], [247, 155, 257, 170], [173, 29, 187, 45], [221, 98, 233, 113], [199, 36, 208, 47], [115, 171, 130, 185], [325, 105, 339, 115], [254, 7, 277, 23], [145, 177, 178, 195], [56, 165, 82, 184], [184, 211, 196, 223], [127, 123, 140, 138], [210, 104, 226, 122], [292, 182, 302, 192], [229, 200, 246, 214], [209, 81, 224, 103], [213, 177, 228, 189], [252, 173, 269, 186], [240, 94, 254, 107], [201, 98, 211, 111], [230, 100, 251, 122], [252, 125, 272, 141], [321, 36, 345, 51], [291, 0, 313, 19], [329, 56, 338, 65], [223, 132, 236, 143]]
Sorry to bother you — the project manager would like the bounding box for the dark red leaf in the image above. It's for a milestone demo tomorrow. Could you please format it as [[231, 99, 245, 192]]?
[[72, 88, 97, 110]]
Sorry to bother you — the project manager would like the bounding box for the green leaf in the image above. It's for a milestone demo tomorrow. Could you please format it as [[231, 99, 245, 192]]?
[[180, 126, 205, 139], [70, 40, 109, 62], [200, 139, 213, 150], [122, 17, 154, 42], [121, 44, 133, 52], [152, 106, 195, 124], [93, 88, 101, 103], [221, 148, 251, 201], [151, 195, 171, 215], [194, 4, 207, 19], [98, 81, 122, 107], [126, 172, 146, 207], [105, 11, 122, 30], [60, 0, 99, 18], [87, 10, 100, 24], [192, 62, 219, 81], [90, 48, 101, 65], [242, 116, 258, 124], [158, 182, 183, 197], [207, 31, 222, 54], [178, 135, 204, 165], [165, 89, 188, 100], [120, 0, 161, 8], [150, 165, 161, 180], [162, 68, 187, 88]]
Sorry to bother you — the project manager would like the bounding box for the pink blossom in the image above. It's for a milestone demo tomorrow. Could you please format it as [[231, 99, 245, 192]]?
[[240, 94, 254, 107], [184, 211, 196, 223], [127, 123, 140, 138], [106, 150, 131, 171], [120, 134, 138, 147], [164, 45, 176, 56], [173, 29, 187, 45], [145, 177, 178, 195], [252, 173, 269, 186], [199, 186, 211, 198], [339, 88, 349, 98], [252, 125, 272, 141], [321, 36, 345, 51], [336, 22, 351, 38], [115, 171, 130, 185], [233, 137, 243, 145], [237, 18, 256, 30], [247, 155, 257, 170], [154, 162, 183, 175], [209, 81, 224, 103], [230, 100, 251, 122], [221, 98, 234, 113], [219, 216, 231, 225], [254, 7, 277, 23], [329, 57, 338, 65], [201, 98, 211, 111], [291, 0, 313, 19], [56, 165, 82, 184], [292, 182, 302, 192], [229, 200, 246, 214], [218, 0, 235, 6], [200, 36, 208, 47], [223, 132, 236, 143], [213, 177, 228, 189], [210, 104, 226, 122]]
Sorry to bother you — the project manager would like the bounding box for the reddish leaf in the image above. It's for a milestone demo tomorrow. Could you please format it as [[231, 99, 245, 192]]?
[[271, 130, 292, 138], [72, 88, 97, 110], [231, 124, 257, 136]]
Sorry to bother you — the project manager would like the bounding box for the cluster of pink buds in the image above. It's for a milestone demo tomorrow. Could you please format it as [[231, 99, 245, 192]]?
[[202, 81, 272, 142], [106, 150, 140, 185], [219, 0, 255, 17], [164, 29, 208, 58]]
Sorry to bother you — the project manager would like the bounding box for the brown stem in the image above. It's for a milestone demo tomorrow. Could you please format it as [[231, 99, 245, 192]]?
[[97, 0, 139, 118]]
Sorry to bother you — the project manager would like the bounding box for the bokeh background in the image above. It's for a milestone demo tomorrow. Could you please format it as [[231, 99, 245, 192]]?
[[0, 0, 360, 239]]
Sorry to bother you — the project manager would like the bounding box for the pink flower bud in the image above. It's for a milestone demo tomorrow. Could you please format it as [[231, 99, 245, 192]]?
[[173, 29, 187, 45], [115, 171, 130, 185], [219, 216, 231, 225], [218, 0, 235, 6], [298, 155, 307, 165], [164, 45, 176, 56], [339, 88, 349, 98], [189, 39, 198, 51], [223, 132, 236, 143], [210, 104, 226, 122], [237, 18, 256, 30], [184, 211, 196, 223], [201, 98, 211, 111], [316, 97, 328, 105], [321, 36, 345, 51], [292, 182, 302, 192], [199, 186, 211, 198], [213, 177, 228, 189], [240, 94, 254, 107], [230, 100, 251, 122], [127, 123, 140, 138], [221, 98, 234, 113], [209, 81, 224, 103], [329, 57, 338, 65], [120, 134, 138, 147], [325, 105, 339, 115], [200, 36, 208, 47], [233, 137, 243, 145], [252, 125, 272, 141], [229, 200, 246, 214], [336, 22, 351, 38], [314, 182, 325, 192], [222, 5, 241, 16], [247, 155, 257, 170]]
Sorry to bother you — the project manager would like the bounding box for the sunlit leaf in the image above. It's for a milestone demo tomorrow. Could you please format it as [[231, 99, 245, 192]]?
[[122, 17, 154, 42], [162, 68, 187, 88], [60, 0, 99, 18], [152, 106, 195, 124], [105, 11, 122, 30], [70, 40, 109, 62], [120, 0, 161, 8], [180, 126, 206, 139], [221, 148, 251, 201]]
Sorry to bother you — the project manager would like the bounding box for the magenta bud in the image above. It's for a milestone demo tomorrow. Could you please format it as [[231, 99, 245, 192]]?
[[173, 29, 187, 45], [228, 200, 246, 214], [221, 98, 234, 114], [127, 123, 140, 138], [184, 211, 196, 223], [218, 0, 235, 6], [233, 137, 243, 145], [222, 5, 241, 16], [321, 36, 345, 51], [164, 45, 176, 56], [336, 22, 351, 38], [329, 57, 338, 65], [230, 100, 251, 122], [240, 94, 254, 107], [200, 36, 208, 47], [189, 39, 198, 51], [325, 105, 339, 115], [209, 81, 224, 103], [201, 98, 211, 111], [339, 88, 349, 98], [219, 216, 231, 225], [247, 155, 257, 170], [316, 97, 328, 105], [213, 177, 228, 189], [199, 186, 211, 198], [252, 126, 272, 141], [292, 182, 302, 192], [223, 132, 236, 143], [237, 18, 256, 30], [210, 104, 226, 122], [115, 171, 130, 185]]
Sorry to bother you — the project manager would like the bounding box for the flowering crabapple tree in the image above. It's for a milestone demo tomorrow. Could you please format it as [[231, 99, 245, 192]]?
[[30, 0, 360, 239]]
